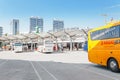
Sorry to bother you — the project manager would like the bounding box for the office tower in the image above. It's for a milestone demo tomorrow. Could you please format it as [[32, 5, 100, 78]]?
[[30, 17, 43, 33], [53, 20, 64, 32], [0, 27, 3, 37], [12, 19, 19, 35]]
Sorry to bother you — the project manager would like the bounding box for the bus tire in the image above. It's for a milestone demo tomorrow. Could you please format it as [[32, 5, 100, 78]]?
[[108, 58, 120, 72]]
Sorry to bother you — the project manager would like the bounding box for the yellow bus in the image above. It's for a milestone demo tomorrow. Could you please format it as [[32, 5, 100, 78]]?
[[88, 21, 120, 72]]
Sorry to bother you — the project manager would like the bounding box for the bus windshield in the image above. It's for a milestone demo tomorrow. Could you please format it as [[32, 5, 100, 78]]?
[[14, 43, 22, 46], [45, 41, 53, 44]]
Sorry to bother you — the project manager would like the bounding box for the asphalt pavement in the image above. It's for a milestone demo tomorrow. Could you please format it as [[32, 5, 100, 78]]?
[[0, 59, 119, 80]]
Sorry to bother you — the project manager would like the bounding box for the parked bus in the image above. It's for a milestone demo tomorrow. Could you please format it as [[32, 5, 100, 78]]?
[[14, 43, 23, 53], [14, 43, 28, 53], [88, 21, 120, 72], [38, 40, 54, 53]]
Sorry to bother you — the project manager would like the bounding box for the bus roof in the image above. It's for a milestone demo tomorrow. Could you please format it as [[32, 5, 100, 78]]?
[[89, 21, 120, 33]]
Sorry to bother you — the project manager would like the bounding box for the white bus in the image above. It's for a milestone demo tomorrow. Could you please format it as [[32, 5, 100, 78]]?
[[38, 40, 54, 53], [14, 43, 23, 53]]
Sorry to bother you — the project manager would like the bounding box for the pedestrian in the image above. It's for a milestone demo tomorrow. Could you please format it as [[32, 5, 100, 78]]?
[[67, 43, 70, 51], [61, 44, 63, 52]]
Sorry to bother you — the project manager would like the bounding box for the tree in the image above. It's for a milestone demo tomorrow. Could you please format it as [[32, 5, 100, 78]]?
[[36, 26, 39, 33], [5, 33, 8, 36]]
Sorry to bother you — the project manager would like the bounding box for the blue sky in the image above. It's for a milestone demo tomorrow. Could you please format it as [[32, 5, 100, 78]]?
[[0, 0, 120, 34]]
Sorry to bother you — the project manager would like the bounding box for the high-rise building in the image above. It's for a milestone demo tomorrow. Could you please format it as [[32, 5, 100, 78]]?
[[12, 19, 19, 35], [0, 27, 3, 37], [53, 20, 64, 32], [30, 17, 43, 33]]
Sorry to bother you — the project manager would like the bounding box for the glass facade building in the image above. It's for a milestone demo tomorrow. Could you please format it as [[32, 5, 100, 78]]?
[[12, 19, 19, 35], [0, 27, 3, 37], [53, 20, 64, 32], [30, 17, 43, 33]]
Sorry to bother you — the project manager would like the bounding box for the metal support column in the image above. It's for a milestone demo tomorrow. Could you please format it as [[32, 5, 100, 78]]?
[[70, 38, 72, 51], [31, 43, 33, 51], [33, 43, 35, 51], [31, 38, 33, 51], [55, 37, 58, 52], [3, 41, 5, 51]]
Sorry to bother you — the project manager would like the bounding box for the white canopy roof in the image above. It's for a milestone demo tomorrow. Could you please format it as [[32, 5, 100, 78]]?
[[0, 28, 89, 43]]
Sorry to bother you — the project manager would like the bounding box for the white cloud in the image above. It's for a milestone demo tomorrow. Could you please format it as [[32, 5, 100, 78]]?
[[107, 4, 120, 9]]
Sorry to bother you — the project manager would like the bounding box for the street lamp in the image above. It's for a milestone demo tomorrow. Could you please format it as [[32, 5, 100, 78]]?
[[102, 14, 107, 24]]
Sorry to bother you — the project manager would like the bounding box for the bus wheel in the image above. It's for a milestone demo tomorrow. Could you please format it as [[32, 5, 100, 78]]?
[[108, 59, 120, 72]]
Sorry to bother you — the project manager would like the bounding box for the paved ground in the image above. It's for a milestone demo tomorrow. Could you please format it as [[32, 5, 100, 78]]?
[[0, 51, 90, 63], [0, 51, 119, 80]]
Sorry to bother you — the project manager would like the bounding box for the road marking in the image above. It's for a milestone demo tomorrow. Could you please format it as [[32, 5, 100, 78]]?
[[74, 65, 118, 80], [85, 68, 119, 80], [29, 61, 42, 80], [0, 60, 8, 66], [38, 63, 59, 80]]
